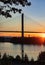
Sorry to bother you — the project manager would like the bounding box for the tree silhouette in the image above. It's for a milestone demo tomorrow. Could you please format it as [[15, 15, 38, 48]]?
[[24, 54, 29, 61], [31, 58, 34, 62], [38, 52, 45, 62], [0, 0, 31, 18], [0, 53, 1, 59], [16, 55, 21, 60]]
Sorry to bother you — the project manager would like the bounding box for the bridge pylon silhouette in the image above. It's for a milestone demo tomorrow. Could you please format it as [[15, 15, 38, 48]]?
[[21, 13, 24, 60]]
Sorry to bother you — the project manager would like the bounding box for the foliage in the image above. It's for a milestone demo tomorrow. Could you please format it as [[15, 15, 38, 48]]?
[[0, 0, 31, 18], [38, 52, 45, 62], [0, 52, 45, 65]]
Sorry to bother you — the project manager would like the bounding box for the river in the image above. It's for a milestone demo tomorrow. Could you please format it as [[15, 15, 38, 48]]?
[[0, 42, 45, 61]]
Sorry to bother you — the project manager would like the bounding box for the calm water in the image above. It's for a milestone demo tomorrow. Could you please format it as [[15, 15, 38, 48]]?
[[0, 42, 45, 61]]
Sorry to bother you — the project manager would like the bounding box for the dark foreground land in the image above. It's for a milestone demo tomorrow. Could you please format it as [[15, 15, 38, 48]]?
[[0, 51, 45, 65]]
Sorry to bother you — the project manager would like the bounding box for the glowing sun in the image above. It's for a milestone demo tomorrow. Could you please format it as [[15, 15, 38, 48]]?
[[41, 34, 45, 37]]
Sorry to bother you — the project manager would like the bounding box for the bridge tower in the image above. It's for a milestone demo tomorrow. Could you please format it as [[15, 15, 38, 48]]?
[[21, 13, 24, 60]]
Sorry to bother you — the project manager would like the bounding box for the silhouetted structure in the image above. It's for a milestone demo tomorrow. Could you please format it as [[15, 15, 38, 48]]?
[[21, 13, 24, 60]]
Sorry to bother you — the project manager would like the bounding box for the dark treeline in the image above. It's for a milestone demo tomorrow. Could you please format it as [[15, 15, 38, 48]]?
[[11, 37, 45, 45], [0, 51, 45, 65], [0, 36, 45, 45]]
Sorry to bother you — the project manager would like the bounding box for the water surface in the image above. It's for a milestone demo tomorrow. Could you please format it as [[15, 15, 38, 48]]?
[[0, 42, 45, 61]]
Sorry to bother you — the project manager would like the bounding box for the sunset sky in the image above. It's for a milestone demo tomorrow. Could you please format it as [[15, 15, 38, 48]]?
[[0, 0, 45, 60], [0, 0, 45, 37]]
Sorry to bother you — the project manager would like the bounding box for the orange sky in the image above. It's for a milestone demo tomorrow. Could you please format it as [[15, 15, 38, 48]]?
[[0, 32, 45, 37]]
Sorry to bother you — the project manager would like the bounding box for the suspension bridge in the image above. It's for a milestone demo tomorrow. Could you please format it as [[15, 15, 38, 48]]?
[[0, 13, 45, 60], [0, 13, 45, 43]]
